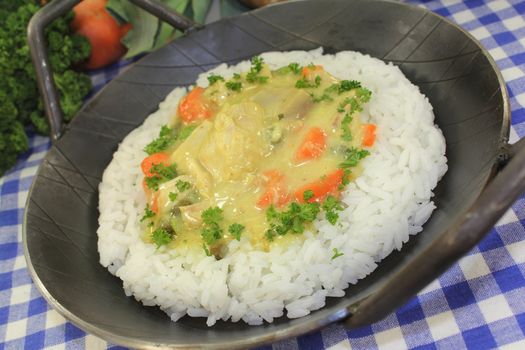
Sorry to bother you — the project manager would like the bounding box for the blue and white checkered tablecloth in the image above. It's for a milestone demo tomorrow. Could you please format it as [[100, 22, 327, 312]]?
[[1, 0, 525, 349]]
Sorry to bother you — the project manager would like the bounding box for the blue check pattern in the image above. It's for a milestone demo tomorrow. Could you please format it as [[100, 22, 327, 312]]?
[[1, 0, 525, 349]]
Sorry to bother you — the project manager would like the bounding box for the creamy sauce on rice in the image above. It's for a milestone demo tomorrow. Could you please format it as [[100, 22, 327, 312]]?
[[139, 58, 375, 255]]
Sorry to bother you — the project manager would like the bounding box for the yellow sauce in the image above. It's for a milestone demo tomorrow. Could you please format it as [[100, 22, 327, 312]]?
[[142, 61, 372, 254]]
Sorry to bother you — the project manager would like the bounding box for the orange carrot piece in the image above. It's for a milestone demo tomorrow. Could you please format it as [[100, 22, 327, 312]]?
[[178, 87, 214, 122], [294, 169, 344, 203], [150, 192, 159, 214], [141, 152, 169, 177], [295, 127, 327, 162], [362, 124, 377, 147], [256, 170, 290, 208], [301, 65, 324, 78], [257, 191, 290, 208]]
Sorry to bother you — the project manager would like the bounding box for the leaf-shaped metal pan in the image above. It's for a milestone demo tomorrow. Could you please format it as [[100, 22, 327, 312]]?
[[24, 0, 525, 348]]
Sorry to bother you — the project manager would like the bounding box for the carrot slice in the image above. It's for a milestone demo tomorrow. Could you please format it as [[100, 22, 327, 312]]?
[[301, 65, 324, 78], [294, 169, 344, 203], [141, 152, 169, 177], [178, 87, 214, 122], [142, 178, 149, 193], [295, 127, 327, 162], [256, 170, 290, 208], [362, 124, 377, 147]]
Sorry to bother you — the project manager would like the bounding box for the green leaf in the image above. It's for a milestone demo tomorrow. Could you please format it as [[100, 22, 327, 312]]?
[[152, 0, 190, 52], [106, 0, 160, 58], [105, 0, 130, 23], [106, 0, 194, 58], [191, 0, 212, 24]]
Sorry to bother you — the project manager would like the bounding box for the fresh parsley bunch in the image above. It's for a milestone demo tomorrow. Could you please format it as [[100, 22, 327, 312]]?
[[0, 0, 91, 175]]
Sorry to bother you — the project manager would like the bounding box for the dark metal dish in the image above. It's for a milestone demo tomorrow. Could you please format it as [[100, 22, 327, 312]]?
[[24, 0, 525, 348]]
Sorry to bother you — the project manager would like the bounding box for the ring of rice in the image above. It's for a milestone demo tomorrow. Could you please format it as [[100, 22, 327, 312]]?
[[97, 48, 448, 326]]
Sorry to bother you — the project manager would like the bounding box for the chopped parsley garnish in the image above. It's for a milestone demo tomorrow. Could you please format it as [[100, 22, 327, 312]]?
[[144, 123, 200, 155], [151, 227, 173, 248], [202, 206, 223, 224], [168, 192, 178, 201], [356, 87, 372, 102], [275, 62, 302, 75], [310, 84, 337, 103], [247, 74, 269, 84], [233, 73, 241, 80], [338, 97, 361, 114], [144, 163, 178, 191], [288, 63, 302, 74], [252, 56, 264, 71], [144, 125, 177, 155], [337, 147, 369, 189], [140, 204, 155, 222], [325, 84, 339, 93], [175, 180, 191, 192], [178, 125, 195, 140], [337, 86, 372, 114], [295, 75, 321, 89], [340, 169, 352, 188], [265, 230, 276, 241], [338, 80, 362, 93], [203, 243, 212, 256], [332, 248, 344, 259], [207, 74, 224, 85], [278, 113, 284, 120], [311, 93, 333, 103], [303, 190, 315, 201], [201, 207, 224, 246], [341, 114, 353, 141], [225, 81, 243, 91], [228, 223, 245, 241], [322, 195, 344, 225], [246, 56, 269, 84], [265, 202, 321, 241], [340, 147, 370, 169]]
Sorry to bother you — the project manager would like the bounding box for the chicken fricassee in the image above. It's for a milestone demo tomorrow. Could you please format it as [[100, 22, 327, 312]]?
[[139, 57, 376, 257]]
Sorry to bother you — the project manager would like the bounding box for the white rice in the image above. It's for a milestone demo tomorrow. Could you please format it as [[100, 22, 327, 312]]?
[[97, 48, 447, 326]]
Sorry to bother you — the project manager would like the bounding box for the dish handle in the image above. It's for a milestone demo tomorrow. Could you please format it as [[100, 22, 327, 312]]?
[[344, 136, 525, 327], [27, 0, 199, 142]]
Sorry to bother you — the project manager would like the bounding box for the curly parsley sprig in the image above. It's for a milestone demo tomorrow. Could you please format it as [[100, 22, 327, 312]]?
[[207, 74, 224, 85], [228, 223, 245, 241], [144, 125, 176, 155], [265, 201, 321, 241], [246, 56, 269, 84], [144, 163, 178, 191], [151, 227, 173, 248], [140, 204, 155, 222], [144, 125, 195, 155], [200, 207, 224, 254]]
